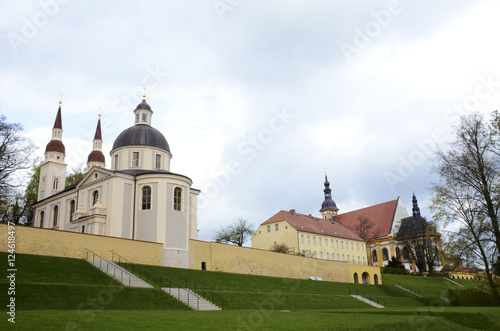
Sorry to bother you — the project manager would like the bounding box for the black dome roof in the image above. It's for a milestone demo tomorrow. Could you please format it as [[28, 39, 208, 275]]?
[[321, 199, 338, 212], [112, 124, 170, 152]]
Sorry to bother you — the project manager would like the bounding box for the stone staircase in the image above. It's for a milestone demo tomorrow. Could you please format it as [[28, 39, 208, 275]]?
[[162, 287, 222, 311], [351, 295, 385, 308], [86, 258, 153, 288]]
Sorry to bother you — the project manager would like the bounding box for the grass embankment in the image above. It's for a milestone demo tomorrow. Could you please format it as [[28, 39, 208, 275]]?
[[0, 252, 188, 311]]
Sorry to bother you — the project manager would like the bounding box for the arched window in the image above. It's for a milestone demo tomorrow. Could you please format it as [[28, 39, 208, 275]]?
[[354, 273, 359, 284], [92, 190, 99, 206], [53, 205, 58, 226], [53, 178, 59, 190], [396, 247, 402, 260], [372, 250, 378, 262], [142, 186, 151, 210], [40, 211, 44, 228], [403, 247, 410, 260], [69, 200, 75, 222], [382, 248, 389, 261], [362, 272, 370, 284], [174, 187, 182, 211]]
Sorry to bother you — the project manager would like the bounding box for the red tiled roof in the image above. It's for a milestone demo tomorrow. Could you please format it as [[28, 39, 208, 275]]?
[[45, 139, 65, 154], [261, 210, 364, 241], [87, 150, 105, 163], [334, 199, 399, 239]]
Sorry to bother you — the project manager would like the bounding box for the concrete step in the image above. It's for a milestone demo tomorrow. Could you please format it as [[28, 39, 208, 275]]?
[[85, 259, 153, 288], [162, 287, 221, 311], [351, 294, 385, 308]]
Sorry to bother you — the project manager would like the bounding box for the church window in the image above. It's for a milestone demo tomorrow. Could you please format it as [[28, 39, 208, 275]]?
[[132, 152, 140, 167], [403, 247, 410, 260], [155, 154, 161, 169], [92, 190, 99, 206], [275, 224, 279, 231], [40, 211, 44, 228], [372, 250, 378, 262], [301, 235, 304, 243], [142, 186, 151, 210], [82, 225, 85, 233], [53, 205, 58, 226], [382, 248, 389, 261], [142, 113, 147, 122], [42, 177, 46, 190], [174, 187, 182, 211], [267, 225, 271, 232], [69, 200, 75, 222], [396, 247, 402, 260], [53, 178, 59, 190]]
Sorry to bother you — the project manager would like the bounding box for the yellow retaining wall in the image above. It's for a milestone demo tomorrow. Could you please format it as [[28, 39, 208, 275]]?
[[349, 264, 382, 285], [0, 224, 163, 265], [190, 239, 381, 284]]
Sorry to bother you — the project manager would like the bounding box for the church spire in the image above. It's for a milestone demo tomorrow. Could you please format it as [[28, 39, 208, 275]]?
[[320, 173, 339, 219], [412, 191, 421, 217], [45, 100, 65, 155], [86, 115, 105, 172]]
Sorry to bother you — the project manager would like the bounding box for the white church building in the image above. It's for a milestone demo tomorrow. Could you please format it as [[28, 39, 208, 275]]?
[[32, 96, 199, 268]]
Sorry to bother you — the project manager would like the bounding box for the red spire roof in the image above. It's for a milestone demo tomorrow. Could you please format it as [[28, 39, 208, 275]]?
[[94, 118, 102, 140], [53, 106, 62, 129]]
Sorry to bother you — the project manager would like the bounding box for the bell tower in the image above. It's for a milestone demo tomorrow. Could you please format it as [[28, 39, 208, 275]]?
[[320, 173, 339, 219], [38, 99, 67, 201]]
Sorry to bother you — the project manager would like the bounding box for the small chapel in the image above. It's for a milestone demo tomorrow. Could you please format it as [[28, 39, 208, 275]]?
[[32, 96, 200, 268]]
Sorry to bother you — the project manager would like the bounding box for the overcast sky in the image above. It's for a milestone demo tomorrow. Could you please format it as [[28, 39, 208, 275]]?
[[2, 0, 500, 242]]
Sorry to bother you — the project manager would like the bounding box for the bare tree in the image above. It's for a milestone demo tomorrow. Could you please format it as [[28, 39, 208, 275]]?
[[355, 216, 379, 241], [271, 243, 289, 254], [214, 218, 255, 246]]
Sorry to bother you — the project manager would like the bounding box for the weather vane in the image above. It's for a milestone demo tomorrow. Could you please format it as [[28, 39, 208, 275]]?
[[143, 84, 147, 100], [59, 92, 63, 106]]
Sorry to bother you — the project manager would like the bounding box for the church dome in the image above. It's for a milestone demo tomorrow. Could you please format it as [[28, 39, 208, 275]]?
[[87, 150, 105, 163], [45, 140, 65, 154], [112, 124, 170, 152], [321, 198, 338, 212]]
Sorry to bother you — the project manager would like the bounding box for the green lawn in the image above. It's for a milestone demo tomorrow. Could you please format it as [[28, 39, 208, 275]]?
[[3, 307, 500, 331]]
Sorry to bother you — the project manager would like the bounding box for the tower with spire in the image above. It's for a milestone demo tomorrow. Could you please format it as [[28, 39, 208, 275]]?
[[320, 173, 339, 219], [412, 191, 420, 218], [38, 99, 67, 201], [86, 115, 105, 172]]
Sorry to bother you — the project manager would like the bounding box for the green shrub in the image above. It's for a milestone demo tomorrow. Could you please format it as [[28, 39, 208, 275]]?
[[449, 288, 500, 306], [381, 267, 410, 275]]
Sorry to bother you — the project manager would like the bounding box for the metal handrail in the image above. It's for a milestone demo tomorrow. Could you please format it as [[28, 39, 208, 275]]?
[[84, 248, 132, 287], [185, 276, 224, 310], [349, 287, 385, 307], [160, 274, 200, 310], [110, 250, 160, 288]]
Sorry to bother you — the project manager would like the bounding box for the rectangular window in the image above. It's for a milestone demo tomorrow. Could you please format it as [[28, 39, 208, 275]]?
[[132, 152, 140, 167], [341, 241, 344, 249], [313, 237, 316, 245], [336, 240, 339, 248], [142, 114, 147, 122], [314, 252, 317, 258], [358, 256, 361, 264], [347, 255, 349, 263], [363, 257, 365, 264], [342, 254, 345, 261], [346, 242, 349, 250], [331, 239, 333, 247], [307, 236, 310, 244], [327, 253, 329, 260], [352, 257, 355, 264], [275, 224, 279, 231], [267, 225, 271, 232], [357, 243, 359, 251], [320, 252, 323, 259], [114, 155, 119, 170], [351, 243, 354, 250], [337, 254, 339, 261], [319, 238, 322, 246], [155, 154, 161, 169], [301, 235, 304, 243]]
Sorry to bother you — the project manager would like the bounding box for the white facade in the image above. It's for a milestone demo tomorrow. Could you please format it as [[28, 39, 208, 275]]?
[[32, 98, 200, 268]]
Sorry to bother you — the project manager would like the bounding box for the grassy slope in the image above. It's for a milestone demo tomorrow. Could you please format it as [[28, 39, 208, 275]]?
[[0, 252, 188, 311], [4, 307, 500, 331]]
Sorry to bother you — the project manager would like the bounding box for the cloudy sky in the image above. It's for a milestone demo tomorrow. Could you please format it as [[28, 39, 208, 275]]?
[[2, 0, 500, 242]]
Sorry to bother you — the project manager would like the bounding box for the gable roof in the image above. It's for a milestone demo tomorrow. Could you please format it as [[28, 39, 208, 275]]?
[[334, 199, 399, 239], [261, 210, 364, 241]]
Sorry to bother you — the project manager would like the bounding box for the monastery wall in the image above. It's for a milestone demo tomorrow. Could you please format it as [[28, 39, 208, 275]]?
[[190, 239, 382, 284], [0, 224, 163, 265]]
